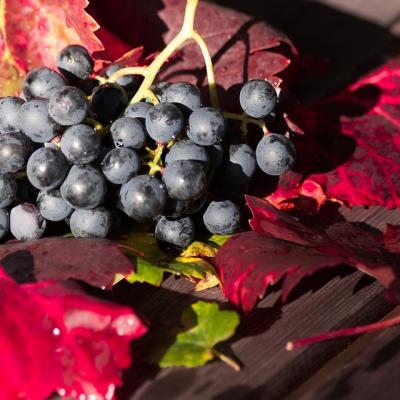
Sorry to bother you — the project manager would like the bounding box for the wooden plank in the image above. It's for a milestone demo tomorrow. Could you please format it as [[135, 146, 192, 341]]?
[[286, 308, 400, 400]]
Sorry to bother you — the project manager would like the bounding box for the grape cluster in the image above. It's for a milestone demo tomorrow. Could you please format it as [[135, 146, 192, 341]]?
[[0, 45, 296, 247]]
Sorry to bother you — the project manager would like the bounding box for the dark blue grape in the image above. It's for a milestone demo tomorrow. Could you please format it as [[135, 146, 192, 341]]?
[[119, 175, 167, 222], [57, 45, 94, 80], [48, 86, 89, 125], [221, 144, 256, 184], [0, 97, 24, 133], [124, 102, 152, 120], [27, 148, 69, 190], [145, 102, 184, 144], [163, 160, 207, 201], [165, 139, 209, 171], [188, 107, 226, 146], [60, 124, 101, 165], [91, 83, 128, 122], [23, 67, 66, 100], [10, 203, 46, 241], [0, 132, 32, 173], [155, 216, 194, 248], [19, 98, 60, 143], [164, 82, 201, 111], [37, 190, 73, 222], [203, 200, 240, 235], [239, 79, 277, 118], [70, 208, 112, 238], [0, 208, 9, 240], [61, 165, 106, 210], [111, 117, 147, 149], [0, 173, 17, 208], [102, 148, 141, 184], [256, 133, 296, 176]]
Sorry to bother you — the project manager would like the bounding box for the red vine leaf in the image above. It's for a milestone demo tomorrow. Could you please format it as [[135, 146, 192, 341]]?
[[0, 0, 104, 95], [0, 265, 146, 399], [270, 58, 400, 210], [216, 195, 400, 312], [0, 237, 134, 288]]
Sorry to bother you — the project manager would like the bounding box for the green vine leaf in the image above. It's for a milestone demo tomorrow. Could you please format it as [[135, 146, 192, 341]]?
[[149, 301, 240, 370]]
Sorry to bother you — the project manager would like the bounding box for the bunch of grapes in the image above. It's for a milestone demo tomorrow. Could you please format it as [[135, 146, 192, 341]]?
[[0, 45, 296, 247]]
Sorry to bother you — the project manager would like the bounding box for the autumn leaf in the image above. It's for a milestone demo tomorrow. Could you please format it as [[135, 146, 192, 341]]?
[[0, 265, 146, 399], [270, 58, 400, 210], [216, 195, 400, 312], [148, 301, 240, 370], [0, 0, 103, 95], [0, 237, 134, 288]]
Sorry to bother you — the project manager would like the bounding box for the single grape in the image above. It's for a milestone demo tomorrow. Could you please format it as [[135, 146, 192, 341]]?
[[188, 107, 226, 146], [145, 102, 184, 144], [0, 97, 24, 133], [163, 160, 207, 201], [60, 124, 101, 165], [165, 139, 209, 171], [0, 132, 32, 173], [10, 203, 46, 241], [164, 82, 201, 111], [256, 133, 296, 176], [124, 102, 153, 120], [19, 98, 60, 143], [0, 209, 9, 240], [27, 148, 69, 190], [110, 117, 147, 149], [48, 86, 89, 125], [37, 190, 73, 222], [0, 174, 17, 208], [70, 208, 112, 238], [119, 175, 167, 222], [23, 67, 66, 99], [91, 83, 128, 122], [57, 45, 94, 80], [155, 216, 194, 248], [239, 79, 277, 118], [61, 165, 106, 210], [221, 144, 256, 184], [203, 200, 240, 235], [102, 148, 141, 184], [153, 82, 171, 102]]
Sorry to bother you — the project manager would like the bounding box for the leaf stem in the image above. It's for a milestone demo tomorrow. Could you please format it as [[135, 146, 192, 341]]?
[[224, 112, 269, 135], [108, 66, 147, 83], [212, 349, 241, 372], [287, 314, 400, 351]]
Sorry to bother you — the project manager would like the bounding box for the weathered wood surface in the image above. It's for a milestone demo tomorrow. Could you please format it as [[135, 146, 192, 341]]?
[[115, 1, 400, 399]]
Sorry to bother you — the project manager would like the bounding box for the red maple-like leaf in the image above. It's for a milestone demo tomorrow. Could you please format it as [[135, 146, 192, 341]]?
[[0, 237, 134, 288], [0, 265, 147, 399], [269, 58, 400, 210], [216, 195, 400, 312], [0, 0, 104, 95]]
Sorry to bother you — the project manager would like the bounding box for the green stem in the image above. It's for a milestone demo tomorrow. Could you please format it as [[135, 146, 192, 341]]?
[[212, 349, 241, 372]]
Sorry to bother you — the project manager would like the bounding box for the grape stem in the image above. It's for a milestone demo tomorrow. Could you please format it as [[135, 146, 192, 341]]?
[[106, 0, 220, 109], [148, 143, 165, 175], [223, 112, 269, 135]]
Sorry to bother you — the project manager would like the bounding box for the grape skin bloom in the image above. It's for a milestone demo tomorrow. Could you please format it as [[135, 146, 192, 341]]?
[[70, 208, 112, 238], [203, 200, 241, 235], [155, 216, 195, 248], [256, 134, 296, 176], [10, 203, 46, 241]]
